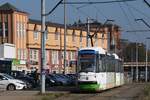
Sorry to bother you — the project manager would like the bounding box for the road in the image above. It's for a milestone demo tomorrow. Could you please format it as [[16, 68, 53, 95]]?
[[0, 83, 147, 100]]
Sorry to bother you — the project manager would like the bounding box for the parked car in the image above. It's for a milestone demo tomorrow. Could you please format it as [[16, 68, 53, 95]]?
[[46, 74, 62, 87], [66, 74, 77, 85], [52, 74, 72, 86], [9, 71, 36, 88], [0, 73, 26, 90]]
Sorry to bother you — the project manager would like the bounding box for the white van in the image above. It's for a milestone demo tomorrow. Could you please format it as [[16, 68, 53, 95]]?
[[0, 73, 26, 90]]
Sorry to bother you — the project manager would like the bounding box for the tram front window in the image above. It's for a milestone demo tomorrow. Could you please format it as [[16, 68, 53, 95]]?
[[79, 59, 96, 72]]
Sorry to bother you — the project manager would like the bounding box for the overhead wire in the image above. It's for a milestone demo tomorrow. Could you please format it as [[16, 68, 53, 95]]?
[[124, 2, 142, 28], [117, 2, 134, 30], [123, 2, 142, 42], [71, 4, 93, 21], [115, 0, 139, 42], [125, 3, 150, 21], [76, 0, 108, 21], [61, 0, 137, 4]]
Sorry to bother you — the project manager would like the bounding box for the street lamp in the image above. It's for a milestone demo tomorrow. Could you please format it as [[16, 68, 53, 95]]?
[[145, 37, 150, 82], [136, 43, 142, 82], [103, 19, 114, 52]]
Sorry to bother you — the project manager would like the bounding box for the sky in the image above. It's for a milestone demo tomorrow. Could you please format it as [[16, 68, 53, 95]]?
[[0, 0, 150, 45]]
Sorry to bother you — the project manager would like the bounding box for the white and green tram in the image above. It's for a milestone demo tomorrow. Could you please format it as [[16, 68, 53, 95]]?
[[77, 47, 124, 91]]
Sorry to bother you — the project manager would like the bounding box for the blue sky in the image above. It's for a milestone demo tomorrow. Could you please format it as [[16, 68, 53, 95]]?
[[0, 0, 150, 44]]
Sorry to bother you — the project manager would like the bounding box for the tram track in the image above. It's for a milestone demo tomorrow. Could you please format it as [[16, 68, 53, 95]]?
[[55, 83, 145, 100]]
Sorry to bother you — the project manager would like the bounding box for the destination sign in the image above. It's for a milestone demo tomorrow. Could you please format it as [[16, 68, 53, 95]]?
[[80, 54, 95, 58]]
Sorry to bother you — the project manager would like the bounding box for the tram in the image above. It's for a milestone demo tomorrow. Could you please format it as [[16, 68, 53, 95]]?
[[77, 47, 124, 91]]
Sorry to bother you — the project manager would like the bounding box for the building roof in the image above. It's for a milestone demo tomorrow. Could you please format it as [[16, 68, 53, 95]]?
[[29, 19, 64, 28], [0, 2, 28, 14]]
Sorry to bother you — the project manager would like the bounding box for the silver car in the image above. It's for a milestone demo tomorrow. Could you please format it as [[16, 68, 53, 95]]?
[[0, 73, 26, 90]]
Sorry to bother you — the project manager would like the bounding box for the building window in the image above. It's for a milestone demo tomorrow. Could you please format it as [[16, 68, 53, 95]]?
[[5, 22, 8, 37], [16, 22, 19, 37], [72, 30, 75, 42], [19, 22, 22, 37], [55, 28, 59, 40], [23, 49, 26, 60], [30, 50, 32, 60], [80, 31, 82, 42], [23, 23, 26, 37], [33, 50, 37, 60], [52, 50, 58, 64], [70, 51, 75, 60], [46, 31, 48, 40], [34, 31, 38, 40], [45, 26, 48, 40]]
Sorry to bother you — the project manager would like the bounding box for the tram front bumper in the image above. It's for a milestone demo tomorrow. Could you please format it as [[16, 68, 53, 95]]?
[[78, 82, 100, 91]]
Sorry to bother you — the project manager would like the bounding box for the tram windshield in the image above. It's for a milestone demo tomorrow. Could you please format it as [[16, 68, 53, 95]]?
[[79, 54, 96, 72]]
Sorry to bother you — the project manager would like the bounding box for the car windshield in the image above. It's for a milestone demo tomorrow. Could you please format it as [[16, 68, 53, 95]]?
[[79, 59, 96, 72], [3, 74, 14, 79]]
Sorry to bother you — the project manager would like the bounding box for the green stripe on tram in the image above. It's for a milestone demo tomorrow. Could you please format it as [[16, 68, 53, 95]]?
[[79, 83, 100, 91]]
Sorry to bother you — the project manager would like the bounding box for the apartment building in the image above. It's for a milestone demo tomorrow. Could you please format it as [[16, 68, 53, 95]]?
[[0, 3, 121, 73]]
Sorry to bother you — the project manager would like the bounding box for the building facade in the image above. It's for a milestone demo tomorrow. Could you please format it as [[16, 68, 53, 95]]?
[[0, 3, 121, 73]]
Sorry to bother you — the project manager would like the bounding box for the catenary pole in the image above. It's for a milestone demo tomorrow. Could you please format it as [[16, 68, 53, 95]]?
[[87, 18, 90, 47], [64, 0, 67, 74], [41, 0, 46, 93]]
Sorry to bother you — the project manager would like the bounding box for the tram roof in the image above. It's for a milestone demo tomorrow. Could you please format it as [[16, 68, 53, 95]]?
[[79, 47, 106, 54]]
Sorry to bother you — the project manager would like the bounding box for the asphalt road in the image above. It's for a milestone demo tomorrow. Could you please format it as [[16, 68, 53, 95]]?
[[0, 83, 147, 100]]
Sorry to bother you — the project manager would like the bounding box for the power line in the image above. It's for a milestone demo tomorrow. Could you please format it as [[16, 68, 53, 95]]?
[[44, 0, 63, 16], [135, 19, 150, 29], [126, 3, 150, 20], [76, 0, 108, 21], [144, 0, 150, 8], [117, 2, 134, 30], [61, 0, 136, 4], [126, 29, 150, 32], [71, 5, 92, 20], [124, 2, 143, 29]]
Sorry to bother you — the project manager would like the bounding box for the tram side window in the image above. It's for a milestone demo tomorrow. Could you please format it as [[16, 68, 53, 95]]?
[[121, 62, 123, 73], [113, 59, 116, 72], [118, 61, 121, 72], [110, 59, 114, 72], [106, 57, 111, 72], [106, 57, 115, 72], [115, 60, 119, 72], [96, 55, 100, 72], [101, 58, 106, 72], [106, 58, 110, 72]]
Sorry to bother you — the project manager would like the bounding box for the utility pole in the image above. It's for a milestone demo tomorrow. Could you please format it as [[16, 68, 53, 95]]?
[[103, 19, 114, 52], [145, 37, 150, 82], [40, 0, 63, 93], [41, 0, 46, 93], [136, 42, 139, 82], [64, 0, 67, 74], [146, 39, 148, 82]]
